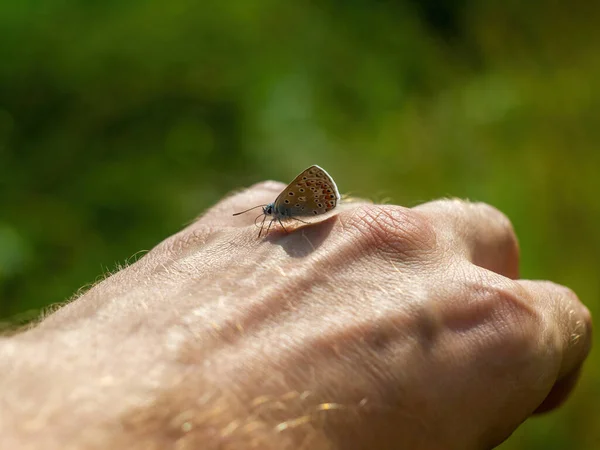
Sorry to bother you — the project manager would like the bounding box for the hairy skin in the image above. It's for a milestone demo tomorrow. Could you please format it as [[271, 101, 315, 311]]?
[[0, 183, 592, 450]]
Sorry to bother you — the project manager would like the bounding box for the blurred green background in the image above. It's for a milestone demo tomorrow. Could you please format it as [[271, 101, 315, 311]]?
[[0, 0, 598, 447]]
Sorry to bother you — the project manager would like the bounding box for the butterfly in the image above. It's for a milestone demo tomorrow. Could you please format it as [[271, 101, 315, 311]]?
[[233, 165, 341, 237]]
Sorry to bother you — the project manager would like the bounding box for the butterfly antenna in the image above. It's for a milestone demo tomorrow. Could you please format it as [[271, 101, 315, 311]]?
[[233, 204, 266, 216]]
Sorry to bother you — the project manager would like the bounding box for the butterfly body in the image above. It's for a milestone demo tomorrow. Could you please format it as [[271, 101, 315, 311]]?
[[234, 165, 340, 237]]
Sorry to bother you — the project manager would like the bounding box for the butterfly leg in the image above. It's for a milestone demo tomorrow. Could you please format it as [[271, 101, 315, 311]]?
[[290, 217, 310, 225], [277, 218, 289, 234], [258, 214, 267, 238], [264, 217, 276, 237]]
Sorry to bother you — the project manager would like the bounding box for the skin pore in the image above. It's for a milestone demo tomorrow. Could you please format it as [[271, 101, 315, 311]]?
[[0, 182, 592, 450]]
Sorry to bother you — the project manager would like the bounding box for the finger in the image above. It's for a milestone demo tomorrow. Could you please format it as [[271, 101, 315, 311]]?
[[518, 280, 592, 410], [534, 365, 583, 414], [414, 199, 520, 279], [196, 181, 286, 227]]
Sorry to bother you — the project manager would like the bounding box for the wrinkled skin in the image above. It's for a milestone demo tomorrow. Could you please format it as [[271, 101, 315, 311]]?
[[0, 182, 592, 450]]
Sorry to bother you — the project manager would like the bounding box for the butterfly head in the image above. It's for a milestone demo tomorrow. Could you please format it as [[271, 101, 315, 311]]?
[[263, 203, 274, 216]]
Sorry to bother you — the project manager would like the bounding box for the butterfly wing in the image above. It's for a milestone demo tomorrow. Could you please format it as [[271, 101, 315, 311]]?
[[273, 165, 341, 218]]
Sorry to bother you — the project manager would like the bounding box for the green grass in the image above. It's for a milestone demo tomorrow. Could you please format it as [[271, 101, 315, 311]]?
[[1, 1, 598, 447]]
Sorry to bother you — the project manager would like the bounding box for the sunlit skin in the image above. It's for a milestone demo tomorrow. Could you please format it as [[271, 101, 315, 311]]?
[[0, 182, 592, 450]]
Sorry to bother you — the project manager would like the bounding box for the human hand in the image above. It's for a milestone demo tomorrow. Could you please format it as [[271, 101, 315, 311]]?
[[1, 182, 592, 450]]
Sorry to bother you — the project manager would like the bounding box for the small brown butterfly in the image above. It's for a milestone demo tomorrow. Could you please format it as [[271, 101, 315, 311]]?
[[233, 165, 341, 237]]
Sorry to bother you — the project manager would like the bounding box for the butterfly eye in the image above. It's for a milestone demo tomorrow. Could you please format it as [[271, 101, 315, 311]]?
[[288, 192, 294, 196], [318, 203, 323, 208], [284, 199, 290, 204], [313, 210, 318, 214], [299, 188, 305, 192]]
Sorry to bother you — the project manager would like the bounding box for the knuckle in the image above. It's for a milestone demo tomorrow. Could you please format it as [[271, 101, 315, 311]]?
[[470, 277, 548, 360], [424, 199, 516, 235], [475, 202, 510, 224], [422, 199, 519, 259], [473, 202, 519, 248], [491, 282, 563, 381], [549, 282, 579, 303], [341, 205, 437, 257], [491, 282, 540, 331], [580, 303, 593, 336], [533, 281, 592, 355]]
